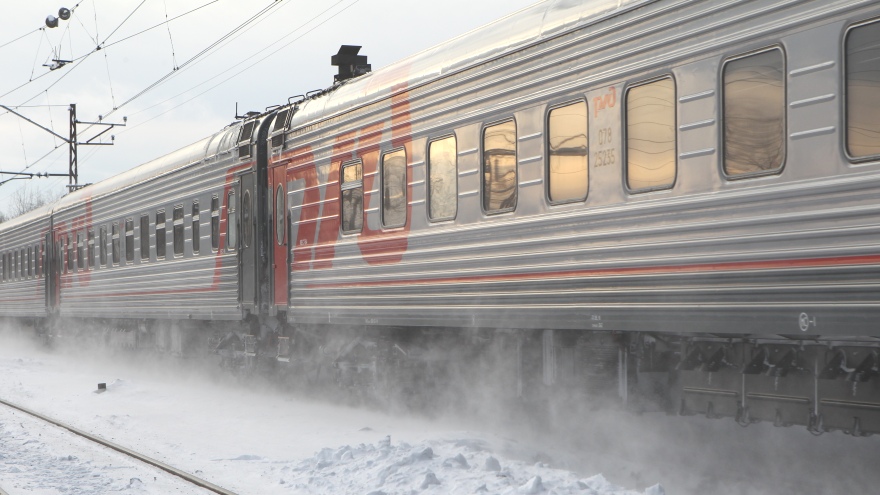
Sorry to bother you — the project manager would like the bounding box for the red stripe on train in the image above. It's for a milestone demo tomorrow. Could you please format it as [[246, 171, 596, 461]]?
[[305, 253, 880, 289]]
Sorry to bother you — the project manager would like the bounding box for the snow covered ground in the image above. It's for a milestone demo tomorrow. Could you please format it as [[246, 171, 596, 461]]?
[[2, 326, 879, 495], [0, 330, 663, 495]]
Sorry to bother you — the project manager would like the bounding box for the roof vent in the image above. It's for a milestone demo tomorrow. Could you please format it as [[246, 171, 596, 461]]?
[[332, 45, 371, 83]]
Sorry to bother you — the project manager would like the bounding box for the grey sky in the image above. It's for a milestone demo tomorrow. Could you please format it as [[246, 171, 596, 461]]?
[[0, 0, 538, 216]]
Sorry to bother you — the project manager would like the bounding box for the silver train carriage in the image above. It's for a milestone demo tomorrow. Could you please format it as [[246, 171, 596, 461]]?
[[3, 0, 880, 435]]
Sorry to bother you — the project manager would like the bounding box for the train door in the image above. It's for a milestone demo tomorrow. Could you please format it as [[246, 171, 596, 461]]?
[[270, 166, 288, 311], [239, 171, 257, 312]]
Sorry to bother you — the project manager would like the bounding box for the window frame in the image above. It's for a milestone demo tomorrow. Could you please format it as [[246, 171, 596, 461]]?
[[275, 185, 285, 246], [76, 232, 84, 269], [545, 98, 590, 205], [843, 18, 880, 163], [381, 147, 408, 229], [192, 200, 201, 256], [139, 214, 150, 261], [241, 190, 252, 249], [87, 230, 95, 269], [156, 210, 167, 259], [340, 159, 364, 235], [67, 235, 74, 272], [481, 118, 518, 215], [719, 45, 787, 180], [211, 195, 220, 252], [623, 75, 678, 194], [124, 218, 135, 263], [427, 134, 459, 222], [99, 226, 108, 266], [226, 190, 237, 252], [111, 223, 120, 266], [173, 205, 185, 257]]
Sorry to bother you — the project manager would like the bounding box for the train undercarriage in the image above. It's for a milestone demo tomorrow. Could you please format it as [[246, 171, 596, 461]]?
[[7, 316, 880, 437]]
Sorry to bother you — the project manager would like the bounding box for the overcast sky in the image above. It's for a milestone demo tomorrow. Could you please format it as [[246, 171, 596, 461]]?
[[0, 0, 539, 216]]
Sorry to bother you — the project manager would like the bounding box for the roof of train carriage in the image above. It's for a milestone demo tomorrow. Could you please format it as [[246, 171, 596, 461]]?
[[0, 202, 53, 236], [287, 0, 653, 132], [38, 0, 651, 218], [49, 123, 243, 214]]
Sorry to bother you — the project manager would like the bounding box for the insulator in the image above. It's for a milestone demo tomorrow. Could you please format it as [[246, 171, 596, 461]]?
[[58, 7, 71, 20], [45, 15, 59, 28]]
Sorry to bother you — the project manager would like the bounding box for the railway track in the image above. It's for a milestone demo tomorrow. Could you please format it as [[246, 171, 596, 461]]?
[[0, 397, 237, 495]]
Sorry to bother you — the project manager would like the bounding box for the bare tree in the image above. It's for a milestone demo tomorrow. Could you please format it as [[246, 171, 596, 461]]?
[[7, 185, 62, 219], [0, 209, 7, 224]]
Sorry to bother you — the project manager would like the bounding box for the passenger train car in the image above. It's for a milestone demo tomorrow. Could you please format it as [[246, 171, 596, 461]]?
[[2, 0, 880, 435]]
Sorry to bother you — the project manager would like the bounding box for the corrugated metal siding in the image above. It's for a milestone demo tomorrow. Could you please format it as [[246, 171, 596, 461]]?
[[0, 210, 50, 318], [53, 149, 244, 321], [285, 0, 880, 336]]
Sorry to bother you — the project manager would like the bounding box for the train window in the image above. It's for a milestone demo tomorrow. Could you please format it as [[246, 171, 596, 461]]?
[[125, 219, 134, 262], [27, 247, 32, 277], [271, 109, 289, 148], [428, 136, 457, 221], [173, 205, 184, 256], [77, 233, 84, 269], [1, 254, 4, 282], [156, 210, 167, 259], [41, 241, 47, 277], [36, 243, 41, 277], [341, 161, 364, 234], [382, 148, 407, 228], [111, 224, 120, 266], [482, 120, 517, 213], [211, 195, 220, 252], [626, 77, 676, 191], [67, 236, 74, 272], [846, 20, 880, 160], [14, 250, 19, 279], [548, 101, 589, 202], [239, 121, 255, 158], [722, 48, 785, 177], [192, 201, 200, 255], [87, 231, 95, 269], [241, 191, 252, 248], [275, 186, 285, 245], [226, 191, 237, 252], [139, 215, 150, 261], [100, 226, 108, 266]]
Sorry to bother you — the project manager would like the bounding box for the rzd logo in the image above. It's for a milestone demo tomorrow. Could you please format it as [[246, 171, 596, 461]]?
[[593, 87, 617, 118]]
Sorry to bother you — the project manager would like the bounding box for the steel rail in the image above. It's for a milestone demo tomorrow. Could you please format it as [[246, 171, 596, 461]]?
[[0, 397, 237, 495]]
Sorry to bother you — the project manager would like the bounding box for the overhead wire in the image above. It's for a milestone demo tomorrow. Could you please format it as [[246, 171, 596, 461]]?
[[2, 0, 362, 195], [124, 0, 356, 127], [105, 0, 288, 120], [0, 27, 43, 52], [162, 0, 179, 70], [91, 0, 220, 53], [100, 0, 148, 47], [1, 0, 284, 192]]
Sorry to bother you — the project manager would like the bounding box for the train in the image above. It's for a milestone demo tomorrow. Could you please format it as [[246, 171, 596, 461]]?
[[2, 0, 880, 436]]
